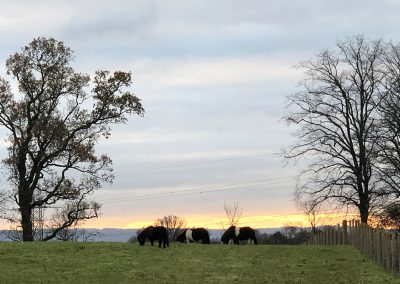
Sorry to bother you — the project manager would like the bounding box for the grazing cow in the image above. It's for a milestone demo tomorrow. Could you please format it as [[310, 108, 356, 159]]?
[[137, 226, 169, 248], [176, 228, 211, 244], [221, 226, 258, 245]]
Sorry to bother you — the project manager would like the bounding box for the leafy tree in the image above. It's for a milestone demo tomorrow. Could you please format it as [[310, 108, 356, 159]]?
[[285, 36, 393, 223], [0, 37, 144, 241]]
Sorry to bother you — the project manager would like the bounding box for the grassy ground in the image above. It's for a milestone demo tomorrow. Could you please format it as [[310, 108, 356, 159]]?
[[0, 242, 398, 283]]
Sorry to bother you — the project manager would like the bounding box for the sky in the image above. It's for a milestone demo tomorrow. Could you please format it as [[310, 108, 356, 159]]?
[[0, 0, 400, 229]]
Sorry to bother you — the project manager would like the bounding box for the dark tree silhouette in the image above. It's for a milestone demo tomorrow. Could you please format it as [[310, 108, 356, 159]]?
[[285, 36, 391, 224], [155, 215, 187, 241], [0, 37, 144, 241], [223, 202, 243, 227], [375, 45, 400, 200], [373, 202, 400, 230]]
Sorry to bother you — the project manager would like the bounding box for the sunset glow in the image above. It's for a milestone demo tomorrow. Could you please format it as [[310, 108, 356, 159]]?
[[0, 0, 396, 246], [79, 213, 358, 229]]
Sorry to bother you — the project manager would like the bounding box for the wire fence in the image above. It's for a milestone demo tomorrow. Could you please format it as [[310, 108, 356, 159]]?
[[304, 220, 400, 274]]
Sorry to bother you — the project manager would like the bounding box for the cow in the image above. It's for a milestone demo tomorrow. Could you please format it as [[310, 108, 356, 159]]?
[[221, 226, 258, 245], [176, 228, 210, 244], [137, 226, 169, 248]]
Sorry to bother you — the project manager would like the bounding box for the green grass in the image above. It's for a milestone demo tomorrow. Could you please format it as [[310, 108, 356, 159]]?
[[0, 242, 398, 283]]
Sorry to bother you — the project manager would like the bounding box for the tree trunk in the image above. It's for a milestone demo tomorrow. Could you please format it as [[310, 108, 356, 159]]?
[[17, 145, 34, 241], [359, 200, 369, 224], [19, 185, 34, 241], [20, 205, 33, 241]]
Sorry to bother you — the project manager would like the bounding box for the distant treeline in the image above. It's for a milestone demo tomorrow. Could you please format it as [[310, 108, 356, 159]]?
[[128, 226, 316, 245]]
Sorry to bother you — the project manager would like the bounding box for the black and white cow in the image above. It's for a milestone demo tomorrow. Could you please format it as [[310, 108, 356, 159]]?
[[176, 228, 210, 244], [221, 226, 258, 245], [137, 226, 169, 248]]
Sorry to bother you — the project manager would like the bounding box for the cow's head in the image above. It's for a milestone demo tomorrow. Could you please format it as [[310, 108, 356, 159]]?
[[137, 237, 145, 246], [176, 230, 186, 243], [221, 235, 230, 244]]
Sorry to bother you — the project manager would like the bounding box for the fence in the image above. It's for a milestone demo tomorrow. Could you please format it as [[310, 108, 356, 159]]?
[[305, 220, 400, 274]]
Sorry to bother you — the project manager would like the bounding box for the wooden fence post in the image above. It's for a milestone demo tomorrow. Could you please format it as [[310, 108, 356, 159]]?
[[342, 220, 347, 245], [385, 232, 390, 271], [369, 227, 374, 259], [333, 227, 336, 245], [304, 220, 400, 274], [397, 233, 400, 274], [378, 230, 383, 267], [355, 220, 360, 250], [391, 233, 396, 274]]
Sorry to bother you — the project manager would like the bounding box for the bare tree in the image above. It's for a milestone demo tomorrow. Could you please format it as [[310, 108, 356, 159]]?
[[155, 215, 186, 241], [44, 201, 100, 241], [285, 36, 390, 224], [54, 228, 103, 242], [375, 44, 400, 199], [282, 224, 300, 240], [0, 37, 144, 241], [373, 202, 400, 230], [297, 199, 329, 234], [224, 202, 243, 227]]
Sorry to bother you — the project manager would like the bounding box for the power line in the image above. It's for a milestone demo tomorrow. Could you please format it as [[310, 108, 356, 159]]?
[[117, 152, 277, 174], [102, 175, 295, 203], [100, 175, 297, 204], [101, 175, 296, 202]]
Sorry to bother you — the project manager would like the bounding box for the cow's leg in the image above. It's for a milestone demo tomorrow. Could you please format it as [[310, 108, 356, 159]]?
[[253, 237, 258, 245], [158, 239, 162, 248], [150, 240, 154, 246]]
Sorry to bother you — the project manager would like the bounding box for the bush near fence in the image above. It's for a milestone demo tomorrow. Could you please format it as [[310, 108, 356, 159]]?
[[305, 220, 400, 274]]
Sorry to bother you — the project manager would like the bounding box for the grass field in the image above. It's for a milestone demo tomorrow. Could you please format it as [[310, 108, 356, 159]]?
[[0, 242, 398, 283]]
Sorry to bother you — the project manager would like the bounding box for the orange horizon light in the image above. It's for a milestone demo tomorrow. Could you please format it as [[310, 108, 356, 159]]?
[[78, 212, 358, 229]]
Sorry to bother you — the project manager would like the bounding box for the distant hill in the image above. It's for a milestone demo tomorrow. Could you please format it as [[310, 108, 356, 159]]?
[[88, 228, 283, 242], [0, 228, 282, 242]]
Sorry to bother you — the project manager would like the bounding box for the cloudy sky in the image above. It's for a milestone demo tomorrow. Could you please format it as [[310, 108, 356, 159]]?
[[0, 0, 400, 229]]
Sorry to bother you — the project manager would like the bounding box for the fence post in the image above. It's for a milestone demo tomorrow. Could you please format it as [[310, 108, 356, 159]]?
[[355, 220, 360, 249], [354, 220, 358, 249], [342, 220, 347, 245], [333, 226, 337, 245], [397, 232, 400, 274], [305, 220, 400, 274], [378, 230, 383, 267], [369, 227, 374, 259], [365, 224, 370, 257], [391, 233, 396, 274], [385, 232, 390, 271], [362, 222, 367, 254], [361, 223, 365, 254], [372, 230, 378, 263]]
